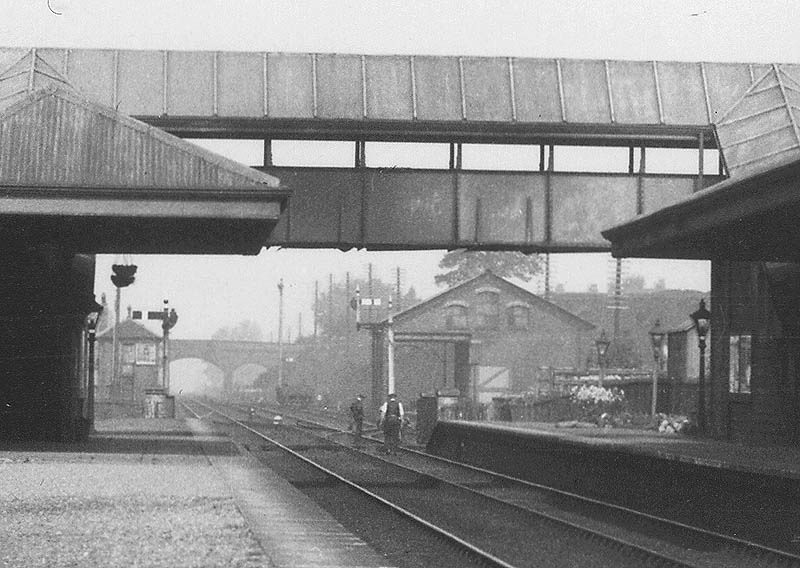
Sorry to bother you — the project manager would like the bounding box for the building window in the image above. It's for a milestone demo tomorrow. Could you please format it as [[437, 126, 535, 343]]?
[[729, 334, 752, 394], [445, 304, 468, 329], [121, 343, 135, 364], [506, 305, 530, 330], [475, 291, 499, 330], [136, 342, 157, 365]]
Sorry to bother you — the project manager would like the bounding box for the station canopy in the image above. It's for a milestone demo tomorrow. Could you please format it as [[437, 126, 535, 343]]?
[[602, 65, 800, 262], [0, 50, 287, 255]]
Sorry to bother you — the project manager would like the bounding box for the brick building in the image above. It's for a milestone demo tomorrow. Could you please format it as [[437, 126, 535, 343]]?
[[370, 271, 595, 407]]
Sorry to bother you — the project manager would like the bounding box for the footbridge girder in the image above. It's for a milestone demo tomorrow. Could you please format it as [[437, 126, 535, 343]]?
[[262, 166, 721, 251]]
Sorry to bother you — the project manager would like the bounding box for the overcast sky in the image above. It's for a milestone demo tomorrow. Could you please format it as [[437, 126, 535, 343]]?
[[3, 1, 797, 340]]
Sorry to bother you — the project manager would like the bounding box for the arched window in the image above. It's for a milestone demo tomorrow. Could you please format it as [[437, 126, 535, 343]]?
[[475, 291, 499, 329], [445, 303, 468, 329], [506, 304, 530, 330]]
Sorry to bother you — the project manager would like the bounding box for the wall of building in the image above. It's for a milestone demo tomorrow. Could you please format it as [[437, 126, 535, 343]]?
[[0, 246, 96, 440], [389, 278, 593, 405], [96, 327, 161, 417], [710, 261, 800, 444]]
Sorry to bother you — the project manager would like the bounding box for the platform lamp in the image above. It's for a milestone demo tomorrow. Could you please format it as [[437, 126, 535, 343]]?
[[648, 319, 666, 417], [690, 299, 711, 432], [595, 329, 611, 388], [110, 263, 137, 398], [86, 305, 103, 428]]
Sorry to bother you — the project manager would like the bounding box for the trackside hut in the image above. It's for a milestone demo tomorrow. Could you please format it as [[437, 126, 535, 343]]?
[[602, 65, 800, 445], [96, 317, 161, 416], [370, 271, 595, 407]]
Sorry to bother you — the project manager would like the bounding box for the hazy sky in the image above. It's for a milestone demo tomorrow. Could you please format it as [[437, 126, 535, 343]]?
[[3, 1, 797, 340]]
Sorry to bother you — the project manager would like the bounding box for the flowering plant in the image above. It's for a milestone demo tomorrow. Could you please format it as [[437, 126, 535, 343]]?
[[569, 385, 627, 424]]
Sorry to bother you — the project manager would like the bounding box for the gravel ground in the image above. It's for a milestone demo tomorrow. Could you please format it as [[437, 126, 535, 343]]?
[[0, 419, 265, 568]]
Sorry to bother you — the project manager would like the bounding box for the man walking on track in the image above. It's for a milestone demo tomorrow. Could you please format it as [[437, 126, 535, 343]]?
[[378, 393, 404, 455], [349, 394, 365, 442]]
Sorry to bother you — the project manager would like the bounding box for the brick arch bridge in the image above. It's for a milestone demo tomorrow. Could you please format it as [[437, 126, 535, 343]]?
[[170, 339, 301, 392]]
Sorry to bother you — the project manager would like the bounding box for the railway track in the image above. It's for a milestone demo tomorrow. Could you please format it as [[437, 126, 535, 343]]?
[[185, 397, 800, 568]]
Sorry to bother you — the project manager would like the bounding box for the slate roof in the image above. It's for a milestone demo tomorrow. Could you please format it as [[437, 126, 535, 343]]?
[[376, 270, 595, 331], [97, 318, 160, 341]]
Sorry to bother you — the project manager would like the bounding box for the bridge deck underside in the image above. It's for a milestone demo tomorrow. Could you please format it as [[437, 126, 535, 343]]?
[[262, 167, 721, 251]]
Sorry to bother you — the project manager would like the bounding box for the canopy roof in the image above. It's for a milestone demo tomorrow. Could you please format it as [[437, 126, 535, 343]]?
[[603, 65, 800, 261], [0, 50, 287, 254], [716, 65, 800, 177], [602, 156, 800, 260]]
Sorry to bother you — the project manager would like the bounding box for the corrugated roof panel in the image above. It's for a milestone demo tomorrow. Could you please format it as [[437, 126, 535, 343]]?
[[715, 65, 800, 177], [167, 51, 214, 116], [267, 53, 313, 118], [607, 60, 660, 124], [703, 63, 753, 123], [4, 48, 796, 137], [65, 49, 115, 108], [0, 50, 72, 111], [656, 61, 709, 125], [117, 50, 163, 116], [463, 57, 512, 122], [0, 50, 280, 190], [217, 52, 265, 117], [364, 56, 412, 120], [413, 56, 462, 121], [512, 59, 561, 123], [316, 54, 362, 119], [560, 59, 611, 123]]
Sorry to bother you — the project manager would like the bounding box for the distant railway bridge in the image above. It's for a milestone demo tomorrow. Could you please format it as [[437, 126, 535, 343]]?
[[170, 339, 301, 392]]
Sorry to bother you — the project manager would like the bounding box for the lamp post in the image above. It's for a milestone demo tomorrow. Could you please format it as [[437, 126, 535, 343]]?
[[690, 299, 711, 432], [110, 263, 136, 398], [648, 319, 666, 417], [595, 330, 610, 387], [86, 307, 103, 429]]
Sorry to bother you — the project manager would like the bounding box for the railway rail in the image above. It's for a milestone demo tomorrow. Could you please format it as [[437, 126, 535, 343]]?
[[185, 397, 800, 567]]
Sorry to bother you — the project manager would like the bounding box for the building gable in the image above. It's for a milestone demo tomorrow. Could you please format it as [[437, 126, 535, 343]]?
[[391, 271, 595, 334]]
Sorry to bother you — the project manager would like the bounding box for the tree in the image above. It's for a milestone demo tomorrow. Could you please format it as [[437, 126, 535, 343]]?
[[435, 250, 541, 288], [212, 319, 263, 341]]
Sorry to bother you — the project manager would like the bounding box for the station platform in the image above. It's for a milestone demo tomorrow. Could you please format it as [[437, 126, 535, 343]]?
[[468, 420, 800, 480], [0, 418, 396, 568], [427, 419, 800, 553]]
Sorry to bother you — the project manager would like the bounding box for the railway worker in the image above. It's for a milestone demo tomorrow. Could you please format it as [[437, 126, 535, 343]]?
[[349, 394, 365, 442], [378, 393, 404, 455]]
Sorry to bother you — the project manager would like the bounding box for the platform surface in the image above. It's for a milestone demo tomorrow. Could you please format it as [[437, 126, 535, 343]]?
[[0, 418, 396, 568]]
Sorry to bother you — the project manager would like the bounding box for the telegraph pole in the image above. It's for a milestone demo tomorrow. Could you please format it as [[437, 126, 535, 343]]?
[[277, 279, 285, 388]]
